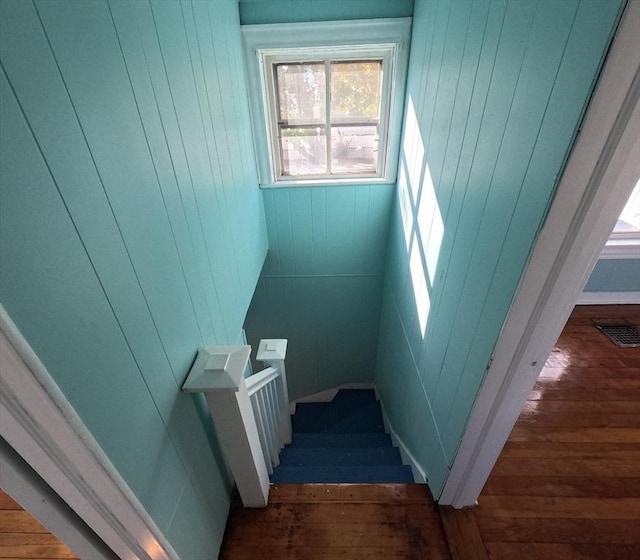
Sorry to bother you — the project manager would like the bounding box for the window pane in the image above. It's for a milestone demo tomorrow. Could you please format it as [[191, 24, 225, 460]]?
[[613, 178, 640, 233], [276, 64, 325, 123], [280, 127, 327, 176], [331, 125, 377, 174], [331, 61, 382, 121]]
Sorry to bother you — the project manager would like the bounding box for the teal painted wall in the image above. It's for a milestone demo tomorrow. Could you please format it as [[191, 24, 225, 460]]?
[[245, 185, 394, 400], [239, 0, 414, 25], [584, 259, 640, 292], [376, 0, 623, 496], [0, 1, 267, 558]]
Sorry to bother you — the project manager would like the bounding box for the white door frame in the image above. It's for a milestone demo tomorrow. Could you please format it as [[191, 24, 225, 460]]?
[[440, 0, 640, 508], [0, 306, 180, 560]]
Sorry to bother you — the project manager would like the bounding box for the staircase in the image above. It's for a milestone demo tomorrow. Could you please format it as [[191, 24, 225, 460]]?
[[271, 389, 414, 483]]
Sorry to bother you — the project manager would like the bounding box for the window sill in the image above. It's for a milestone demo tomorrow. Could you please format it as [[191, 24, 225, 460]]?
[[600, 236, 640, 259], [259, 177, 396, 189]]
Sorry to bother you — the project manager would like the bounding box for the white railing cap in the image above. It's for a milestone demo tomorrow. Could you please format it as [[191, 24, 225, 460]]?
[[257, 339, 288, 362], [245, 367, 279, 396], [182, 345, 251, 393]]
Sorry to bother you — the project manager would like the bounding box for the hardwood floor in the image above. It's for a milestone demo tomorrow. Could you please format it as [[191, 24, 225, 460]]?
[[445, 304, 640, 560], [220, 483, 452, 559], [0, 489, 79, 559]]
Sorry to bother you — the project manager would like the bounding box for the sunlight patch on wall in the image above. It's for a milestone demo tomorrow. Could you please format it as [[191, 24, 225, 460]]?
[[398, 162, 413, 251], [416, 164, 444, 281], [409, 240, 431, 336], [403, 98, 425, 205]]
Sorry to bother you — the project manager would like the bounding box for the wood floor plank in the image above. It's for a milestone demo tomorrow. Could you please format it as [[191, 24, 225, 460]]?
[[520, 400, 640, 414], [499, 441, 640, 458], [0, 545, 78, 559], [0, 512, 48, 534], [539, 367, 640, 379], [224, 520, 441, 547], [0, 495, 20, 511], [475, 496, 640, 519], [440, 507, 489, 560], [219, 545, 449, 560], [508, 425, 640, 442], [491, 456, 640, 477], [476, 517, 640, 544], [269, 483, 435, 503], [0, 534, 63, 546], [228, 502, 445, 525], [481, 475, 640, 498], [483, 542, 640, 560], [221, 484, 451, 559]]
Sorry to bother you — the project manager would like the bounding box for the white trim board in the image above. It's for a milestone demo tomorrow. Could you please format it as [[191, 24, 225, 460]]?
[[576, 291, 640, 305], [375, 390, 427, 484], [440, 0, 640, 508], [0, 305, 180, 560], [600, 237, 640, 259]]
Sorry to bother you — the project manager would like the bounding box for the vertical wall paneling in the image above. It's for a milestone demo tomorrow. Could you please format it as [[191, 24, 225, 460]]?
[[375, 0, 623, 496], [0, 0, 267, 557], [245, 185, 394, 401]]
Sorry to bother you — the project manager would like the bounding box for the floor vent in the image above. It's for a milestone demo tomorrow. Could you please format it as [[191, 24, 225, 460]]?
[[595, 324, 640, 347]]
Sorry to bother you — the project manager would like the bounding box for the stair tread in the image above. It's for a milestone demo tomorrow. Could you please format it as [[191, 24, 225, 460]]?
[[323, 400, 385, 433], [293, 401, 385, 433], [291, 433, 392, 448], [279, 446, 402, 467], [329, 389, 377, 406], [270, 465, 414, 484], [291, 402, 329, 432]]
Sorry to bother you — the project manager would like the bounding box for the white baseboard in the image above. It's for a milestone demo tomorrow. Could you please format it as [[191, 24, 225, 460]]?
[[576, 291, 640, 305], [375, 389, 427, 484]]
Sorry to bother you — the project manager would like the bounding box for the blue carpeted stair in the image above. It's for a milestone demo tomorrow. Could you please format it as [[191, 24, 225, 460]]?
[[271, 389, 413, 483]]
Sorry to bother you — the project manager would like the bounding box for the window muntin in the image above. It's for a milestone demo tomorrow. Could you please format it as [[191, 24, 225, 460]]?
[[261, 47, 394, 183]]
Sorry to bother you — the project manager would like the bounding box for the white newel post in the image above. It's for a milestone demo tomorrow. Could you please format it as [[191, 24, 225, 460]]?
[[256, 339, 291, 445], [182, 346, 269, 508]]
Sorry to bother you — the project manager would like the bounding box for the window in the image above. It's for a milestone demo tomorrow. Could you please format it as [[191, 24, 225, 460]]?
[[263, 51, 391, 181], [612, 178, 640, 235], [601, 178, 640, 259], [242, 19, 411, 187]]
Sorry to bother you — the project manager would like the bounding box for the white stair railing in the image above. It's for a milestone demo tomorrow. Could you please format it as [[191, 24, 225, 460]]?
[[181, 339, 289, 508], [246, 367, 281, 474]]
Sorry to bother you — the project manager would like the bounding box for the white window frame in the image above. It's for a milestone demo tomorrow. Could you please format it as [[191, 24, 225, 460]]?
[[262, 47, 393, 181], [242, 19, 411, 187]]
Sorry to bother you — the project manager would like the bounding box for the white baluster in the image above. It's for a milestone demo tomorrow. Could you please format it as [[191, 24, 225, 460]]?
[[250, 393, 272, 475], [257, 340, 291, 445]]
